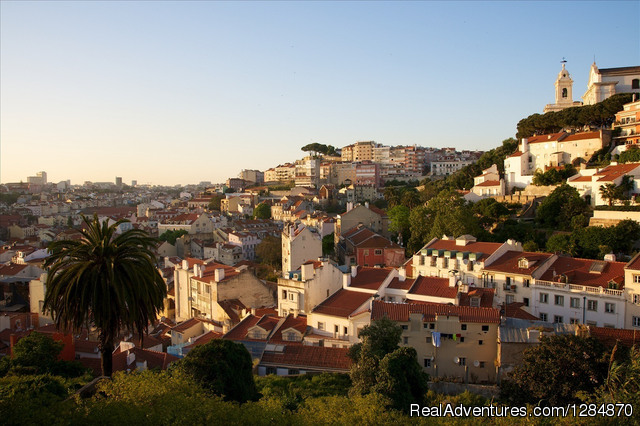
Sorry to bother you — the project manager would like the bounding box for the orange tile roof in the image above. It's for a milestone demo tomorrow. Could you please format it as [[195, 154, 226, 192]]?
[[571, 175, 593, 182], [349, 266, 393, 290], [508, 151, 524, 158], [594, 162, 640, 182], [184, 330, 223, 349], [260, 345, 351, 371], [408, 276, 457, 299], [387, 277, 415, 291], [483, 251, 553, 275], [540, 256, 626, 289], [311, 289, 372, 318], [0, 263, 29, 276], [589, 326, 640, 347], [475, 180, 501, 187], [425, 240, 502, 261], [371, 300, 500, 323], [269, 314, 307, 344], [458, 287, 495, 308], [527, 132, 565, 144], [563, 131, 600, 141], [626, 252, 640, 271], [503, 302, 539, 320]]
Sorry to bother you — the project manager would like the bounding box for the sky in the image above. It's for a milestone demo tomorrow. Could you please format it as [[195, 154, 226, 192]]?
[[1, 1, 639, 186]]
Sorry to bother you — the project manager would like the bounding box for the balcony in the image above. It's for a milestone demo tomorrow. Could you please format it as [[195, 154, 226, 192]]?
[[503, 284, 517, 293], [535, 280, 624, 297]]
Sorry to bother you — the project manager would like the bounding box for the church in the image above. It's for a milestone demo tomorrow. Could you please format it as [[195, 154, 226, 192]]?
[[543, 60, 640, 113]]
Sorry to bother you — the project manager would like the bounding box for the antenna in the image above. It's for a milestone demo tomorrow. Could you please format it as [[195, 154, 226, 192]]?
[[561, 57, 567, 64]]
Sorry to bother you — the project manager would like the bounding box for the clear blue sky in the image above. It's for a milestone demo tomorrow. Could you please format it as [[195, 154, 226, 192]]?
[[1, 1, 638, 186]]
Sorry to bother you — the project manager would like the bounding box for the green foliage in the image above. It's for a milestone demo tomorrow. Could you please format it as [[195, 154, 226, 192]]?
[[501, 334, 609, 406], [0, 193, 20, 205], [348, 317, 428, 412], [207, 194, 224, 211], [253, 202, 271, 219], [44, 215, 167, 377], [0, 374, 72, 425], [535, 184, 590, 230], [532, 164, 577, 186], [618, 145, 640, 164], [256, 373, 351, 411], [591, 345, 640, 410], [256, 235, 282, 270], [158, 229, 189, 245], [545, 220, 640, 259], [516, 93, 633, 138], [322, 233, 335, 256], [301, 143, 337, 156], [545, 233, 573, 255], [1, 332, 86, 378], [177, 339, 259, 403], [387, 205, 410, 244], [407, 190, 480, 253]]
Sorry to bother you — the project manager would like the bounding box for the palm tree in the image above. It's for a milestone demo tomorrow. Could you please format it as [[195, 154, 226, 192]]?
[[599, 183, 618, 206], [43, 215, 166, 377]]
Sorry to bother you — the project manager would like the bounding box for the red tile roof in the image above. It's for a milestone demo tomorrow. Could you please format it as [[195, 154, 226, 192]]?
[[571, 175, 593, 182], [594, 162, 640, 182], [539, 256, 625, 289], [269, 315, 307, 344], [312, 289, 372, 318], [0, 263, 29, 276], [475, 180, 501, 187], [458, 287, 495, 308], [408, 276, 457, 299], [589, 326, 640, 347], [503, 302, 539, 320], [508, 151, 524, 158], [425, 240, 502, 261], [223, 314, 262, 341], [563, 131, 600, 142], [260, 345, 351, 371], [627, 252, 640, 271], [184, 330, 223, 349], [527, 132, 565, 144], [349, 266, 393, 291], [484, 251, 553, 275], [371, 300, 500, 323], [387, 277, 415, 291]]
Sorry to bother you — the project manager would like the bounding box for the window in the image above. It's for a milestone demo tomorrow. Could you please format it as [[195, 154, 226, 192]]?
[[570, 297, 580, 308], [587, 300, 598, 311], [633, 317, 640, 327], [461, 324, 467, 331], [478, 340, 483, 345], [288, 369, 300, 375], [364, 250, 369, 256], [289, 293, 295, 301], [478, 361, 486, 368], [540, 313, 548, 322], [506, 276, 512, 286], [632, 78, 640, 89], [554, 315, 563, 324], [605, 303, 615, 314], [459, 337, 465, 342], [334, 325, 339, 333], [403, 336, 409, 344], [343, 326, 348, 335], [634, 275, 640, 284], [375, 249, 382, 255], [282, 290, 287, 299], [318, 322, 325, 331], [523, 279, 530, 288], [570, 318, 580, 324], [429, 323, 435, 330], [470, 297, 480, 307], [481, 325, 489, 332], [540, 293, 549, 304], [555, 295, 564, 306], [266, 367, 276, 375], [424, 358, 432, 368], [426, 336, 432, 344], [458, 357, 466, 366], [523, 297, 529, 307], [634, 294, 640, 305], [562, 88, 568, 98]]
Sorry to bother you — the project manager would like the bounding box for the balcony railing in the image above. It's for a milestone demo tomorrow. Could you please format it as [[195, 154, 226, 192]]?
[[534, 280, 623, 297]]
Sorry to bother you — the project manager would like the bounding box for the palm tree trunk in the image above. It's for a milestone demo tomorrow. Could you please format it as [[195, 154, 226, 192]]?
[[99, 338, 114, 377]]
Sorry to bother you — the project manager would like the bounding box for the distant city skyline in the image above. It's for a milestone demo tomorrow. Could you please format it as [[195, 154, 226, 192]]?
[[1, 1, 638, 185]]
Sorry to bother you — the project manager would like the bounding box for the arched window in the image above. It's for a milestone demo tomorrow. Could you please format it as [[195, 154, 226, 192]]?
[[562, 88, 568, 98], [632, 79, 640, 89]]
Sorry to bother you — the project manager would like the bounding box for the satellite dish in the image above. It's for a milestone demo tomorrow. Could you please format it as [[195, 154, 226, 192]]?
[[454, 356, 460, 364], [473, 360, 480, 367]]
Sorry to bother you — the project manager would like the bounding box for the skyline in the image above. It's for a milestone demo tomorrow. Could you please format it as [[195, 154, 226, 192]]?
[[1, 1, 639, 186]]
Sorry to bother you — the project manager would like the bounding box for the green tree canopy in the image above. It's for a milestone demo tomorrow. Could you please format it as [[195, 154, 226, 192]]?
[[207, 194, 224, 211], [159, 229, 189, 245], [177, 339, 259, 403], [501, 334, 608, 406], [256, 235, 282, 270], [301, 143, 337, 156], [535, 184, 590, 230], [322, 233, 335, 257], [43, 215, 167, 377], [253, 203, 271, 219]]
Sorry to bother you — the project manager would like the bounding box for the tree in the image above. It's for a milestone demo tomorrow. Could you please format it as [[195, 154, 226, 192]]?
[[207, 194, 224, 211], [348, 317, 428, 411], [177, 339, 258, 403], [599, 183, 618, 206], [43, 215, 167, 377], [253, 203, 271, 219], [159, 229, 189, 245], [255, 235, 282, 270], [592, 345, 640, 409], [322, 233, 335, 257], [387, 205, 410, 244], [501, 334, 608, 406], [535, 184, 589, 230]]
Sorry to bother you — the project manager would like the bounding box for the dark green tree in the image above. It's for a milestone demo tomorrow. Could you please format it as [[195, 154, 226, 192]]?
[[207, 194, 224, 211], [159, 229, 189, 245], [43, 215, 167, 377], [322, 233, 335, 257], [256, 235, 282, 270], [535, 184, 589, 230], [253, 203, 271, 219], [501, 334, 608, 406], [178, 339, 259, 403]]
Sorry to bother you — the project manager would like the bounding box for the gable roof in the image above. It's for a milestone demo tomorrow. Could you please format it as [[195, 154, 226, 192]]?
[[425, 239, 502, 262], [260, 345, 351, 371], [371, 300, 500, 324], [483, 251, 553, 275], [311, 289, 372, 318], [539, 256, 625, 289], [349, 266, 393, 291], [407, 276, 456, 299]]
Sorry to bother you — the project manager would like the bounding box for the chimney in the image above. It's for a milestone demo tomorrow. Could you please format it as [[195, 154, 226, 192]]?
[[351, 265, 358, 277], [182, 259, 189, 270], [604, 253, 616, 262], [449, 275, 457, 288], [398, 267, 406, 282], [215, 268, 225, 282], [301, 262, 314, 281]]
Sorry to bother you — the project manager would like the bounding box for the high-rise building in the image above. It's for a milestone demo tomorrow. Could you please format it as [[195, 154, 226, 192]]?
[[115, 176, 122, 187]]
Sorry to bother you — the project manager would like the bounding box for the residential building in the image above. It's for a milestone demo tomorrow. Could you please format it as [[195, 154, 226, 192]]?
[[613, 99, 640, 147], [335, 203, 390, 245], [567, 162, 640, 206], [281, 224, 322, 275]]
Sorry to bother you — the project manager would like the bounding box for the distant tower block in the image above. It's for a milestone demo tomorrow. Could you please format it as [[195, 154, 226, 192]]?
[[131, 180, 137, 187], [115, 176, 123, 187]]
